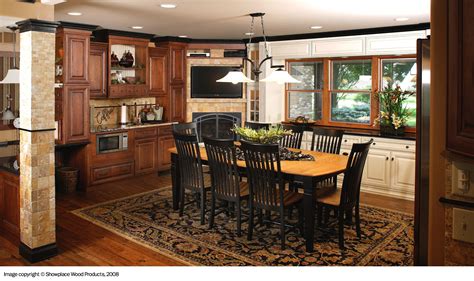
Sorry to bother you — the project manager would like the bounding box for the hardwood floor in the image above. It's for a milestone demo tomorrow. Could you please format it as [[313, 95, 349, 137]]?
[[0, 173, 413, 266]]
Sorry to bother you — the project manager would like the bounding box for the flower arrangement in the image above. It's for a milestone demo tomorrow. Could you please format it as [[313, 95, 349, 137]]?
[[232, 124, 293, 144], [374, 85, 415, 136]]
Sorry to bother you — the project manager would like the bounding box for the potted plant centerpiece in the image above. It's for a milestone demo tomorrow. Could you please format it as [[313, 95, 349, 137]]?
[[233, 124, 292, 144], [374, 85, 415, 136]]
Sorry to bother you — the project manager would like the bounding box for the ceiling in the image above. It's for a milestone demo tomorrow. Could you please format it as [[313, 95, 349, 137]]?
[[54, 0, 430, 39]]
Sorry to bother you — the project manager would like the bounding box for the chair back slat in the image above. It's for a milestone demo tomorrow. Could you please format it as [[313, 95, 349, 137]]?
[[279, 124, 304, 149], [173, 132, 205, 191], [241, 140, 284, 210], [311, 128, 344, 154], [203, 137, 241, 201], [244, 121, 271, 130], [340, 140, 372, 207]]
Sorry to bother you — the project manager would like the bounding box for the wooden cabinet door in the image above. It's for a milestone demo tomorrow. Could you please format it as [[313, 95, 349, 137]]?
[[170, 44, 186, 84], [149, 47, 168, 96], [63, 85, 90, 143], [170, 85, 186, 122], [390, 151, 416, 191], [362, 149, 391, 188], [64, 31, 90, 84], [447, 0, 474, 157], [157, 135, 174, 171], [0, 172, 20, 242], [135, 138, 158, 174], [89, 43, 108, 98]]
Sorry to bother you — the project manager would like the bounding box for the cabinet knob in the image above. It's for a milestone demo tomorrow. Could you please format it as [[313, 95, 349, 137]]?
[[344, 140, 348, 142], [386, 156, 389, 161], [391, 157, 395, 161], [373, 142, 376, 145], [406, 145, 409, 149]]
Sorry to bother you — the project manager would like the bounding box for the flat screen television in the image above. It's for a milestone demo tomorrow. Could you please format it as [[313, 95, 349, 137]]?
[[191, 66, 243, 98]]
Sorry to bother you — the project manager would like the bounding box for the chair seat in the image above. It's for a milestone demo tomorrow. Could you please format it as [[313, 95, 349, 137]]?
[[316, 189, 341, 207], [276, 190, 304, 207], [314, 180, 337, 198]]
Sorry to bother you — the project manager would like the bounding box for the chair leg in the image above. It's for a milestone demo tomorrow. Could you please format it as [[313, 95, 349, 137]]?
[[355, 205, 361, 239], [195, 192, 200, 208], [247, 203, 254, 241], [338, 209, 345, 249], [257, 208, 263, 226], [298, 203, 304, 235], [265, 210, 271, 227], [200, 190, 206, 225], [280, 209, 286, 250], [324, 207, 330, 225], [208, 195, 216, 230], [317, 205, 323, 226], [179, 185, 185, 217], [236, 201, 242, 237]]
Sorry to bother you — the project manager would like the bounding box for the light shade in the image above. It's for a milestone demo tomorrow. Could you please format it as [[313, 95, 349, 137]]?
[[2, 109, 15, 121], [260, 68, 301, 85], [216, 70, 254, 84], [0, 68, 20, 84]]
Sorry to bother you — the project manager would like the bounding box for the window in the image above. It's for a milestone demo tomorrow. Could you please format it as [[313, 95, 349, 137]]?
[[330, 60, 372, 124], [286, 61, 323, 120], [285, 55, 417, 130], [382, 58, 417, 127]]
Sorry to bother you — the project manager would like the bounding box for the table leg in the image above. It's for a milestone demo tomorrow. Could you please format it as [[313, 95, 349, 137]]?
[[171, 153, 180, 210], [300, 176, 315, 252]]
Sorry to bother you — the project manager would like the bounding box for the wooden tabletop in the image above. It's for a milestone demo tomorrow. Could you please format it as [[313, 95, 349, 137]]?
[[169, 147, 348, 178]]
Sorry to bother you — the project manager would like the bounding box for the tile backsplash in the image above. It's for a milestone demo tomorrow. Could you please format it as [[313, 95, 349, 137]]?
[[90, 97, 156, 127]]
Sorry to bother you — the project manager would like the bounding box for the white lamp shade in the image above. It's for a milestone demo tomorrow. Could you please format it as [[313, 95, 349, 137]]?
[[2, 109, 15, 121], [216, 70, 254, 84], [260, 68, 301, 85], [0, 68, 20, 84]]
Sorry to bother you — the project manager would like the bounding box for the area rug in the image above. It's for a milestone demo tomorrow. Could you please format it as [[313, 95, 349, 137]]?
[[72, 187, 414, 266]]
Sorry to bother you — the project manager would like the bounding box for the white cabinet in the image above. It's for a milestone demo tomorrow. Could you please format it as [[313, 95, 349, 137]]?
[[363, 149, 391, 188], [312, 37, 365, 57], [338, 134, 416, 201]]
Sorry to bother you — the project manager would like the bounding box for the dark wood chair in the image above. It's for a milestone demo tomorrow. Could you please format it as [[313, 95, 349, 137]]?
[[279, 124, 304, 149], [203, 137, 249, 236], [173, 132, 210, 225], [173, 122, 198, 139], [244, 121, 271, 130], [240, 140, 303, 249], [315, 139, 372, 249], [311, 128, 345, 197]]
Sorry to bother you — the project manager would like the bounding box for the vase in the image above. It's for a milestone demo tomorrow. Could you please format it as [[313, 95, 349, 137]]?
[[380, 125, 406, 136]]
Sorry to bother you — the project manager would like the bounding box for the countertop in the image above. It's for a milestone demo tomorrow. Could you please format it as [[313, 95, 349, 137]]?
[[91, 122, 177, 133]]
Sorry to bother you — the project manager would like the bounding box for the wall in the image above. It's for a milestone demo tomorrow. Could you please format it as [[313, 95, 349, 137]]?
[[256, 30, 429, 123], [186, 49, 247, 124]]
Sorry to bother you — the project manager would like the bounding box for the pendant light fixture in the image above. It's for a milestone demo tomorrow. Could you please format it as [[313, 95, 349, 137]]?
[[217, 13, 300, 84], [0, 26, 20, 84]]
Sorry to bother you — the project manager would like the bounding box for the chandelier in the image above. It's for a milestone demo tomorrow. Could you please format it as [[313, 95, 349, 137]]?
[[217, 13, 301, 85]]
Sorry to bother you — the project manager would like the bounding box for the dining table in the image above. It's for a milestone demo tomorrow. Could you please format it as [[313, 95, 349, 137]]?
[[168, 146, 349, 252]]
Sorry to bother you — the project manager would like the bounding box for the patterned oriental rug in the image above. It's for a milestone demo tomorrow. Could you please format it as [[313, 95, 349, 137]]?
[[73, 187, 414, 266]]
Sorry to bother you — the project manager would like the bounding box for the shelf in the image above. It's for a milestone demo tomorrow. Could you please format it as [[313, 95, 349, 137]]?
[[440, 195, 474, 209], [110, 66, 145, 71]]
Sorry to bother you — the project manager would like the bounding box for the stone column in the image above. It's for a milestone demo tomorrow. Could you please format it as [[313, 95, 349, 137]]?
[[16, 19, 59, 263]]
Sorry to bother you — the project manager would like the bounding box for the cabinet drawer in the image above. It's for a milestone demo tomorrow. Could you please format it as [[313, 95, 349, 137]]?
[[341, 135, 361, 149], [157, 125, 172, 136], [361, 137, 416, 152], [135, 127, 157, 139], [91, 162, 134, 184]]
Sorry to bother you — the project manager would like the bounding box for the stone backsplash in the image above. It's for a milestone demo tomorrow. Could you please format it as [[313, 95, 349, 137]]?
[[90, 97, 155, 127]]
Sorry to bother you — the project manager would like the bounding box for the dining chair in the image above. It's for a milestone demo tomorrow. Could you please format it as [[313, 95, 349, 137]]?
[[315, 139, 372, 249], [203, 137, 249, 236], [279, 124, 304, 149], [244, 121, 271, 130], [173, 122, 198, 139], [173, 131, 211, 225], [240, 140, 303, 249], [311, 128, 345, 198]]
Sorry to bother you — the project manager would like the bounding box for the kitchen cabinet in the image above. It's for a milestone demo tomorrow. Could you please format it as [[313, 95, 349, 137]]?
[[390, 151, 416, 191], [135, 137, 158, 175], [447, 0, 474, 158], [362, 149, 391, 188], [170, 85, 186, 122], [149, 47, 168, 97], [61, 85, 90, 144], [0, 171, 20, 245], [57, 28, 91, 85], [91, 162, 134, 185], [157, 135, 174, 171], [169, 43, 186, 84], [89, 42, 108, 98]]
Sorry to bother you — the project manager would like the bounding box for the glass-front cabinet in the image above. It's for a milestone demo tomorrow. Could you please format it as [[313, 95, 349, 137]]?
[[108, 36, 149, 98]]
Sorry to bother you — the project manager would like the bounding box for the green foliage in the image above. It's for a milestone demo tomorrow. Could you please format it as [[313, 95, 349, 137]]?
[[233, 125, 293, 144], [375, 85, 415, 129]]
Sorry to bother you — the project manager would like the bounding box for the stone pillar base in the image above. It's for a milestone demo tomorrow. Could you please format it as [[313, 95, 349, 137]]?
[[19, 242, 58, 263]]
